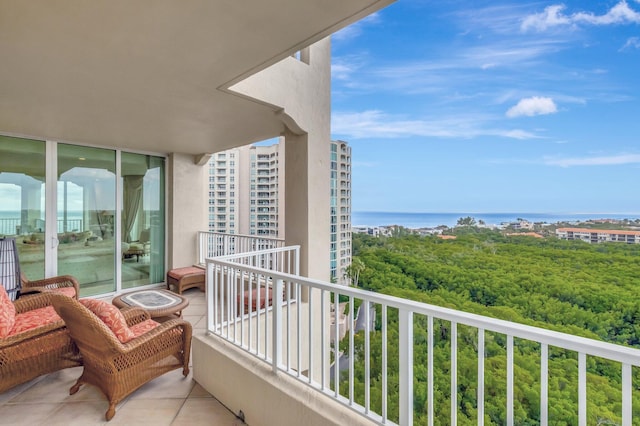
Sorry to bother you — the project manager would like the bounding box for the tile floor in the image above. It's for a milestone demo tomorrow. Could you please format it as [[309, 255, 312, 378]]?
[[0, 288, 245, 426]]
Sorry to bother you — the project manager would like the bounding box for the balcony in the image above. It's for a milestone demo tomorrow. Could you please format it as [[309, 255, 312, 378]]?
[[5, 233, 640, 424], [194, 234, 640, 425]]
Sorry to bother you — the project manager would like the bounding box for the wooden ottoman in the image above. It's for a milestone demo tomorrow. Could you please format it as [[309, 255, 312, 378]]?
[[166, 266, 205, 295]]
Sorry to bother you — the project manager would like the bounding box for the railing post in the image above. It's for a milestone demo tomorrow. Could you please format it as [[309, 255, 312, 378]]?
[[399, 308, 413, 426], [272, 278, 283, 373]]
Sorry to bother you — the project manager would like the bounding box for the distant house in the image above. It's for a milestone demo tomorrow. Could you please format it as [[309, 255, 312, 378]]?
[[556, 227, 640, 244], [352, 226, 380, 237], [512, 219, 535, 230]]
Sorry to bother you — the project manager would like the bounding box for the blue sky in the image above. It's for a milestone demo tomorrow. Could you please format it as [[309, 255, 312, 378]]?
[[330, 0, 640, 214]]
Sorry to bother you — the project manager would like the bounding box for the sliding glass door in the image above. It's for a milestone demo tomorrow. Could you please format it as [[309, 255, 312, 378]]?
[[57, 144, 116, 296], [121, 153, 165, 289], [0, 137, 166, 296], [0, 136, 46, 280]]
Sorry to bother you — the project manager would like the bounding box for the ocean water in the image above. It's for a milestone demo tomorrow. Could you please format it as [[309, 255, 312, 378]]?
[[352, 211, 640, 229]]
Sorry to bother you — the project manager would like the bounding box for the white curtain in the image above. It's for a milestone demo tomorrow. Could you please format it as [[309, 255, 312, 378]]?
[[122, 175, 144, 242]]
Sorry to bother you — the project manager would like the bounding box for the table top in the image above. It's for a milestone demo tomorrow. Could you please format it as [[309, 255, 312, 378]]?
[[112, 289, 189, 318]]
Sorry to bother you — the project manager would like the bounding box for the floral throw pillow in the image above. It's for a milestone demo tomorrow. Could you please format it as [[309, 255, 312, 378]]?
[[79, 298, 135, 343], [0, 286, 16, 338]]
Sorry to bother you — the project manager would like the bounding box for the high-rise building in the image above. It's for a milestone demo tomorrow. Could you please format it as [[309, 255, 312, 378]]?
[[208, 139, 351, 282], [331, 140, 352, 284], [207, 142, 284, 237]]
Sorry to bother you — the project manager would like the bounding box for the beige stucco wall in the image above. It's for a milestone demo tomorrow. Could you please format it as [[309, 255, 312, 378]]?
[[193, 333, 376, 426], [230, 38, 331, 283], [167, 153, 208, 269]]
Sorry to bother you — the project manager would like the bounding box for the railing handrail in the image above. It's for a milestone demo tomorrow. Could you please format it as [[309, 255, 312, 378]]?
[[214, 244, 299, 261], [198, 230, 284, 244], [207, 253, 640, 367], [197, 230, 286, 265]]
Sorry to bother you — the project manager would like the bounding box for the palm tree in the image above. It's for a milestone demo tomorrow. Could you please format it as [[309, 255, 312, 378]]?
[[344, 257, 365, 287]]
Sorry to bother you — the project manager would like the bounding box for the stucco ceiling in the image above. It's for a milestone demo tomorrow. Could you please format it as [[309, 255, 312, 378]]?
[[0, 0, 391, 155]]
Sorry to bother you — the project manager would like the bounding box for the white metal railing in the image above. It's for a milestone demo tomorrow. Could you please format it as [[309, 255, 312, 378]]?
[[0, 218, 83, 235], [197, 231, 284, 265], [205, 246, 640, 426]]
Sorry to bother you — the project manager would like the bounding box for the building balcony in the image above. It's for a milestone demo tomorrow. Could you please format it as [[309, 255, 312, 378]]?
[[5, 233, 640, 424], [192, 235, 640, 425]]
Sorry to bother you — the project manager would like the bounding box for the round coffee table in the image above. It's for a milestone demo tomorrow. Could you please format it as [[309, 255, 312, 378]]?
[[112, 289, 189, 321]]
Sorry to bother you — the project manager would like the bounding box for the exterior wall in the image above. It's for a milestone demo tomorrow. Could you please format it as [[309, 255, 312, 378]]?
[[193, 333, 376, 426], [168, 153, 208, 269], [230, 39, 332, 282]]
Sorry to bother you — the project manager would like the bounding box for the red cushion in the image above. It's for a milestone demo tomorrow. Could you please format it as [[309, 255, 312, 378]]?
[[9, 306, 61, 336], [0, 286, 16, 338], [80, 299, 135, 343], [129, 319, 160, 338], [168, 266, 204, 280], [238, 288, 274, 310]]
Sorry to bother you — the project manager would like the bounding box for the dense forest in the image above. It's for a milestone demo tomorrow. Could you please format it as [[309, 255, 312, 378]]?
[[341, 229, 640, 425]]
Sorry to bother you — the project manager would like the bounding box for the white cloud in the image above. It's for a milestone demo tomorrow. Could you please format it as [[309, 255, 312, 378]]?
[[545, 153, 640, 167], [521, 5, 572, 32], [333, 13, 381, 41], [573, 1, 640, 25], [332, 110, 539, 140], [620, 36, 640, 50], [506, 97, 558, 118], [522, 1, 640, 32]]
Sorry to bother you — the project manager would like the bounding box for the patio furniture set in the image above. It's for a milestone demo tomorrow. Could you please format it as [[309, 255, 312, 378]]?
[[0, 248, 200, 421]]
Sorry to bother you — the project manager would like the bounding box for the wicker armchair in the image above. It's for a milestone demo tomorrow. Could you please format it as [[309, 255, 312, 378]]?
[[50, 294, 192, 421], [0, 292, 82, 393], [20, 273, 79, 299]]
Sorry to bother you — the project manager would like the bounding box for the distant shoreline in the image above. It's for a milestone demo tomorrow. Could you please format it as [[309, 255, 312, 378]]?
[[352, 211, 640, 229]]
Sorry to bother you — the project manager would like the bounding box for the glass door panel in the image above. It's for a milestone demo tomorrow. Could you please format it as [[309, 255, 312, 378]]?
[[121, 153, 165, 289], [57, 144, 116, 296], [0, 136, 46, 280]]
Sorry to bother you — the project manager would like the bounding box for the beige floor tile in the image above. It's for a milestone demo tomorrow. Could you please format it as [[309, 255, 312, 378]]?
[[171, 398, 244, 426], [183, 289, 207, 304], [193, 316, 208, 330], [0, 376, 43, 405], [183, 303, 206, 316], [128, 369, 195, 400], [183, 315, 203, 326], [0, 402, 61, 424], [108, 398, 185, 426], [8, 367, 83, 403], [188, 382, 213, 398], [46, 400, 115, 425]]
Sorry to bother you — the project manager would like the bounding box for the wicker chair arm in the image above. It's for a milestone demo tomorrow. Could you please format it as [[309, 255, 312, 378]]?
[[13, 292, 55, 314], [21, 275, 79, 299], [119, 319, 192, 354], [120, 307, 151, 325]]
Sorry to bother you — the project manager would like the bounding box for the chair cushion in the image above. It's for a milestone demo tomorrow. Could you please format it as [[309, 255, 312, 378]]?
[[167, 266, 204, 280], [80, 299, 135, 343], [0, 286, 16, 338], [9, 306, 60, 336], [129, 318, 160, 338]]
